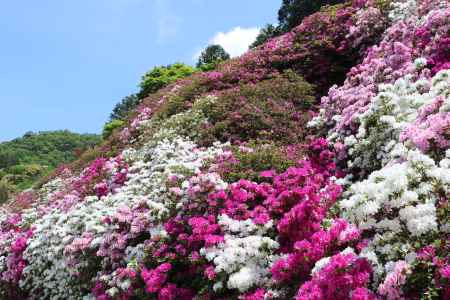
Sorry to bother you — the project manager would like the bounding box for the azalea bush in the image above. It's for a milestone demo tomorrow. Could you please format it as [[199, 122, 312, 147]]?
[[0, 0, 449, 299], [198, 70, 314, 145]]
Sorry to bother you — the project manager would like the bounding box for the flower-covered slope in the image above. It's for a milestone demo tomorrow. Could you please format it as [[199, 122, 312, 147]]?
[[0, 0, 449, 299]]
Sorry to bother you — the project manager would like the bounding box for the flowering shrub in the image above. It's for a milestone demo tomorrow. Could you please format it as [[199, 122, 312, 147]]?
[[209, 142, 298, 183], [400, 70, 450, 156], [199, 0, 388, 95], [296, 251, 375, 300], [332, 68, 449, 176], [340, 147, 449, 265], [309, 0, 450, 297], [311, 0, 448, 138], [0, 0, 449, 299], [198, 70, 315, 145], [0, 213, 33, 299]]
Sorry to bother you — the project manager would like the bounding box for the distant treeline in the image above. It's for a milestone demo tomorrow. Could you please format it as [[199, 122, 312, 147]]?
[[0, 130, 100, 201]]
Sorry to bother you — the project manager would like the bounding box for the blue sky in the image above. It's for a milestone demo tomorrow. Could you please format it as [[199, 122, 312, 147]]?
[[0, 0, 280, 142]]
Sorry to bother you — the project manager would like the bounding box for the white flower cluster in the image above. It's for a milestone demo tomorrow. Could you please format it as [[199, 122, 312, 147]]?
[[218, 214, 274, 237], [125, 137, 226, 219], [201, 215, 279, 293], [340, 147, 450, 263], [338, 69, 450, 175], [21, 196, 107, 299], [306, 108, 327, 129], [388, 0, 418, 22]]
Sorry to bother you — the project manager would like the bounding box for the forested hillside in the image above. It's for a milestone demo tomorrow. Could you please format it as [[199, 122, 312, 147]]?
[[0, 0, 448, 299], [0, 131, 100, 201]]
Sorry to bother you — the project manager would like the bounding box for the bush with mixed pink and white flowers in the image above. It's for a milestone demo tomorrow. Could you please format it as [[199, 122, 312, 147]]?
[[0, 0, 448, 299]]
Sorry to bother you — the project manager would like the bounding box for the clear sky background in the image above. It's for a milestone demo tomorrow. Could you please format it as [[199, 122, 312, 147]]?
[[0, 0, 281, 142]]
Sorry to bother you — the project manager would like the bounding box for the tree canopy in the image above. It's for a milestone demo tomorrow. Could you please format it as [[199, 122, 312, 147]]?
[[110, 94, 140, 121], [250, 24, 282, 48], [196, 44, 230, 71], [138, 63, 195, 99]]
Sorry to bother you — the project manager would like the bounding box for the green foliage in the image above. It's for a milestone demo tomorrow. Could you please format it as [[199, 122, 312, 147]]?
[[0, 150, 19, 169], [249, 24, 282, 48], [0, 130, 101, 191], [152, 77, 209, 120], [196, 44, 230, 71], [376, 0, 393, 12], [102, 119, 125, 140], [110, 94, 140, 121], [143, 95, 216, 145], [3, 164, 46, 191], [138, 63, 195, 99], [221, 144, 297, 183], [0, 178, 12, 204], [157, 95, 187, 119]]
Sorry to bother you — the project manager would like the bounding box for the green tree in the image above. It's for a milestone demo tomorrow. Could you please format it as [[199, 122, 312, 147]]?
[[110, 94, 140, 121], [196, 44, 230, 71], [278, 0, 345, 32], [138, 63, 195, 99], [0, 149, 19, 169], [249, 24, 282, 48]]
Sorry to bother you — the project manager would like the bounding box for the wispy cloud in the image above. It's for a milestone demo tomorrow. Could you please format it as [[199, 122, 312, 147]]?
[[194, 26, 260, 60]]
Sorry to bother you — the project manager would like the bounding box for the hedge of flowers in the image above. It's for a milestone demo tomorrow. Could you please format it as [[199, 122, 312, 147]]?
[[0, 0, 449, 299], [310, 0, 450, 298]]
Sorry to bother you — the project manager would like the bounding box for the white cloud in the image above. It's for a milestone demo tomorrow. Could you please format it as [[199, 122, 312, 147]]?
[[197, 26, 260, 59]]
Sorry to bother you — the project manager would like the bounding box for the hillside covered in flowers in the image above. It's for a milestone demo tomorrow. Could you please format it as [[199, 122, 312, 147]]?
[[0, 0, 449, 299]]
